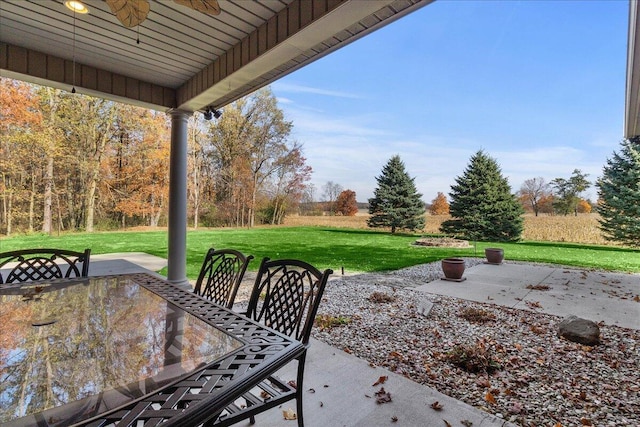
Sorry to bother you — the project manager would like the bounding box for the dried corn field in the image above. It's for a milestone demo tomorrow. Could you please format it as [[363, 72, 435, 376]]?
[[283, 213, 611, 245]]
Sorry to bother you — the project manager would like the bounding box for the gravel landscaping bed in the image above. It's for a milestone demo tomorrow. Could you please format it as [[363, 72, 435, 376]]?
[[310, 261, 640, 427]]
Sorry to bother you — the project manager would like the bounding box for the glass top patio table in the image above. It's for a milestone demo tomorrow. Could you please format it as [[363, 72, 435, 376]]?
[[0, 273, 304, 427]]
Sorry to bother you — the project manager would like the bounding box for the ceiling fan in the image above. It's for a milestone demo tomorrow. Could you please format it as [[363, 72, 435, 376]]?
[[103, 0, 221, 27]]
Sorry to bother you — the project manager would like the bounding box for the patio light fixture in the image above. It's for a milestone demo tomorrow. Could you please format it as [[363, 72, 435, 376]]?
[[65, 1, 89, 14], [203, 107, 222, 120]]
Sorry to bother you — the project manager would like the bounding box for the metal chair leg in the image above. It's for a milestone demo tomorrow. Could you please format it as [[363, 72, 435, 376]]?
[[296, 355, 306, 427]]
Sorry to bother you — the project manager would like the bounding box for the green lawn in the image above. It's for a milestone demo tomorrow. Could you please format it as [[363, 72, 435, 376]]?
[[2, 227, 639, 279]]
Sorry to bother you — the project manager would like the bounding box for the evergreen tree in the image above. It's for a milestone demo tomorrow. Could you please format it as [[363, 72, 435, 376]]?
[[367, 155, 425, 234], [596, 137, 640, 247], [440, 150, 523, 242]]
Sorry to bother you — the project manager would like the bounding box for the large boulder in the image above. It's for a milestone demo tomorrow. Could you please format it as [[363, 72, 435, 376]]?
[[557, 315, 601, 346]]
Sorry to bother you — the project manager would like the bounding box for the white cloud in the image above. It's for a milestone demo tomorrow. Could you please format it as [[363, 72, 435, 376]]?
[[271, 82, 365, 99], [299, 126, 608, 202]]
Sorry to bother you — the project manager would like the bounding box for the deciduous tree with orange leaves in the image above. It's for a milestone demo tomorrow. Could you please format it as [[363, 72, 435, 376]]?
[[429, 192, 450, 215], [336, 190, 358, 216]]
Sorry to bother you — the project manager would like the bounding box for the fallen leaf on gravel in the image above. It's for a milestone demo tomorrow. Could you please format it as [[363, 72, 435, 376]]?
[[430, 401, 443, 411], [553, 423, 562, 427], [530, 325, 545, 335], [580, 418, 592, 426], [526, 284, 551, 291], [509, 401, 523, 414], [633, 295, 640, 302], [514, 343, 522, 351], [476, 378, 491, 388], [375, 387, 392, 404], [485, 391, 496, 405], [282, 408, 297, 420], [373, 375, 388, 386], [388, 350, 404, 360]]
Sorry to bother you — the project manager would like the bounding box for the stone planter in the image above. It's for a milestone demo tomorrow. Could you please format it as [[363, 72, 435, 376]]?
[[485, 248, 504, 265], [441, 258, 466, 281]]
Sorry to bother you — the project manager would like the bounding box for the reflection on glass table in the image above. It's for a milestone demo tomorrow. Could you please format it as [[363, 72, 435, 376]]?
[[0, 276, 242, 426]]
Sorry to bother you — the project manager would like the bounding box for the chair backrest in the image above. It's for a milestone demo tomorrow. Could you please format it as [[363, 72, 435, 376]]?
[[246, 258, 333, 344], [0, 248, 91, 284], [193, 248, 254, 309]]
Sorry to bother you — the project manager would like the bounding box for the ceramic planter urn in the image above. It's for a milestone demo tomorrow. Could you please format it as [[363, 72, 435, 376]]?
[[441, 258, 466, 281], [485, 248, 504, 265]]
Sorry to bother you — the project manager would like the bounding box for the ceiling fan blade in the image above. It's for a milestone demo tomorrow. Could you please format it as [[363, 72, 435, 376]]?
[[173, 0, 221, 16], [104, 0, 151, 27]]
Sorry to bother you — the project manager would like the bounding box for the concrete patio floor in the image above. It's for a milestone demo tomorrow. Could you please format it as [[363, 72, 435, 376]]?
[[415, 262, 640, 330], [86, 253, 639, 427]]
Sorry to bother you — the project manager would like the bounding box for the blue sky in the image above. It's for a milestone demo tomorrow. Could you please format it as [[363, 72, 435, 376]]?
[[270, 0, 628, 203]]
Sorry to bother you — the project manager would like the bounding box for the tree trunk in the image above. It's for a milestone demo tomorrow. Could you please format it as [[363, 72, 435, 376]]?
[[1, 174, 7, 230], [66, 178, 76, 230], [42, 156, 54, 233], [28, 173, 35, 233], [55, 192, 63, 235], [85, 167, 97, 232], [270, 201, 278, 225], [249, 174, 258, 228], [85, 108, 116, 232], [192, 171, 200, 229], [6, 191, 12, 236], [42, 89, 58, 234]]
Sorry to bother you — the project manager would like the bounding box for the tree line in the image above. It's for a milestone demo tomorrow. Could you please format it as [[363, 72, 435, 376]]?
[[3, 77, 638, 246], [363, 147, 640, 247], [1, 79, 310, 235]]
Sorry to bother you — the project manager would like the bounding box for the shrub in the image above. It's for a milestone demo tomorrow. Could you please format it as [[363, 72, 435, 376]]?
[[458, 307, 496, 323], [444, 339, 502, 373], [369, 291, 396, 303], [315, 314, 351, 330]]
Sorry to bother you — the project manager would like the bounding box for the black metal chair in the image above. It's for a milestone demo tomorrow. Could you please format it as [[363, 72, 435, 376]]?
[[211, 257, 333, 427], [0, 248, 91, 284], [193, 248, 254, 309]]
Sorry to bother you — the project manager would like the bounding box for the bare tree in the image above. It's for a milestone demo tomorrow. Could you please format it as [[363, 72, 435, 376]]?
[[322, 181, 343, 214], [519, 177, 550, 216]]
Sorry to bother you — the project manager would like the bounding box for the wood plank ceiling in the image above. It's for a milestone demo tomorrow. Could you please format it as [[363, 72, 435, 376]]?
[[0, 0, 432, 113]]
